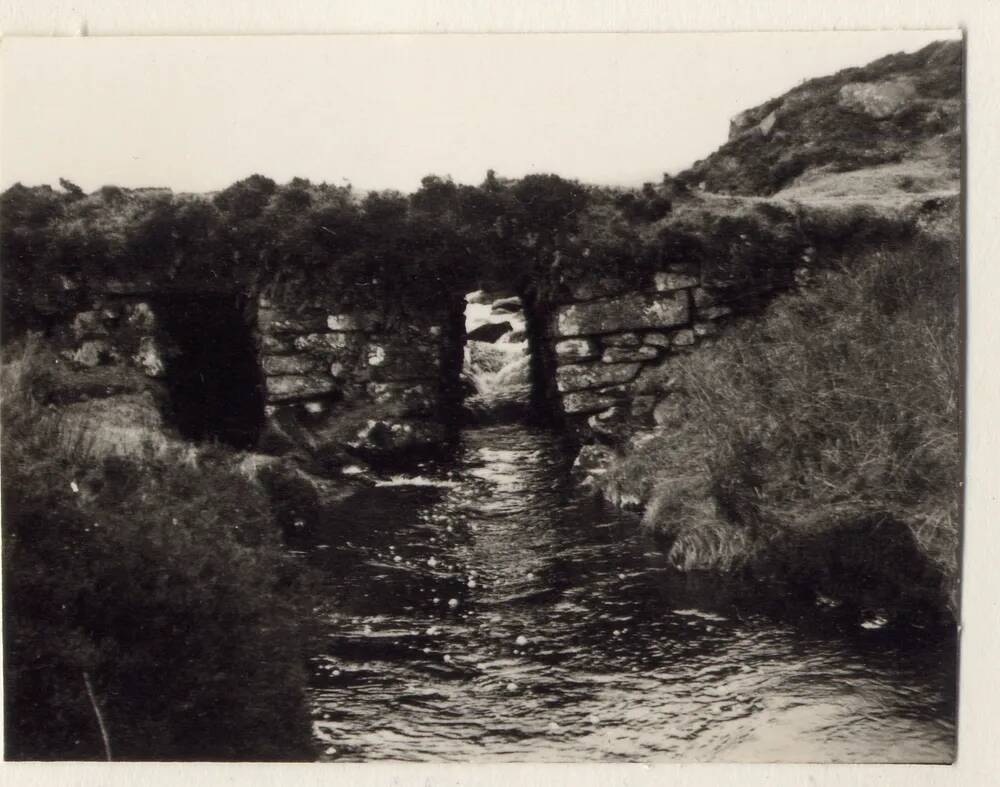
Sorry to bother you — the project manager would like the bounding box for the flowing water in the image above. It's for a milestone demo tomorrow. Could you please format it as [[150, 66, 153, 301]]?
[[294, 422, 957, 763]]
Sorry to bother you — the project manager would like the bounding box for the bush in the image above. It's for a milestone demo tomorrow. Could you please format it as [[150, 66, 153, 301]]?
[[2, 344, 317, 760], [612, 231, 961, 613]]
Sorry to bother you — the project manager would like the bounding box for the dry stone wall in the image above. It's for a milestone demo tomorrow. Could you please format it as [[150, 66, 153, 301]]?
[[46, 274, 468, 464], [542, 259, 796, 430], [256, 285, 466, 462]]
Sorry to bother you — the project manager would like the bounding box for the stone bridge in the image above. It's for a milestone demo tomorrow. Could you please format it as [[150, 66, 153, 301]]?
[[46, 231, 808, 467]]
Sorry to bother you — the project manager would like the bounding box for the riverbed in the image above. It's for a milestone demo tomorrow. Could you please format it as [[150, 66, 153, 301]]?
[[294, 423, 956, 762]]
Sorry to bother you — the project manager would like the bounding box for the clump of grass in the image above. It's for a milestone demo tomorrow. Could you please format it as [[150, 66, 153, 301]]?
[[613, 230, 961, 612], [2, 340, 318, 761]]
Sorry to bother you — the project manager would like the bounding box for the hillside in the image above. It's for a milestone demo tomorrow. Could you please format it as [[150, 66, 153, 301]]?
[[679, 39, 962, 199], [588, 39, 963, 621]]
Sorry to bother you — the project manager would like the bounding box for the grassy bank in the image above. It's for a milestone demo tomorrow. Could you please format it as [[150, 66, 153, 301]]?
[[600, 224, 961, 618], [2, 341, 317, 760]]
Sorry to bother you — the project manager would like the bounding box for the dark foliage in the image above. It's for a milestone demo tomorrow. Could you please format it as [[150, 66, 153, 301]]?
[[2, 350, 318, 760]]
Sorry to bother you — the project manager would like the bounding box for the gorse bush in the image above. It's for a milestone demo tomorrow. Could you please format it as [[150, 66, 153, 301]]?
[[2, 342, 317, 760]]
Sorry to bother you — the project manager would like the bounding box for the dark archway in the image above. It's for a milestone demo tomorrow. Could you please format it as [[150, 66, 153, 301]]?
[[154, 293, 265, 449]]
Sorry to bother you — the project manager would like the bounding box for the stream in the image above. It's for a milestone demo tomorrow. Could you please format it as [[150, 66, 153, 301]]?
[[293, 421, 957, 762]]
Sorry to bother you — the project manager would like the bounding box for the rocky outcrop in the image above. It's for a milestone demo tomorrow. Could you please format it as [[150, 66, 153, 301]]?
[[681, 39, 962, 195], [838, 79, 918, 119]]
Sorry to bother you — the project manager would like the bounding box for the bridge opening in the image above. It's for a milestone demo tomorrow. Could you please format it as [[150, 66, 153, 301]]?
[[153, 293, 265, 449], [461, 290, 532, 422]]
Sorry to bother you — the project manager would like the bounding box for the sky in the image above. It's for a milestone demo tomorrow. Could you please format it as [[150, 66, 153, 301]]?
[[0, 30, 960, 195]]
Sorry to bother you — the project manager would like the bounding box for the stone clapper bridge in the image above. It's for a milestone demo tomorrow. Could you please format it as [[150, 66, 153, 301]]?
[[51, 229, 817, 468]]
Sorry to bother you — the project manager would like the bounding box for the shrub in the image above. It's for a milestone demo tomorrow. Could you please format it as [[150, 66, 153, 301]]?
[[619, 231, 961, 612], [2, 343, 317, 760]]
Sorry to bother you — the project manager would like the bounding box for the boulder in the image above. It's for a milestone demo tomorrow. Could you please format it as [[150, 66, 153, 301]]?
[[465, 290, 492, 305], [467, 321, 512, 343], [491, 296, 522, 314], [556, 362, 641, 393], [837, 79, 918, 120], [124, 302, 157, 331], [572, 443, 616, 475], [349, 418, 448, 462], [759, 110, 777, 136], [554, 291, 689, 337], [587, 405, 630, 442]]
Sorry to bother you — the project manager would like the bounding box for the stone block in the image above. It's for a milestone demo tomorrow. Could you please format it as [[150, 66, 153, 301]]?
[[293, 332, 362, 353], [643, 332, 672, 348], [259, 309, 329, 335], [326, 313, 363, 331], [654, 272, 699, 291], [554, 338, 600, 361], [601, 332, 641, 347], [562, 388, 627, 415], [672, 329, 696, 347], [124, 302, 157, 331], [133, 336, 165, 377], [260, 334, 294, 354], [554, 291, 689, 337], [71, 309, 114, 340], [601, 346, 659, 363], [694, 322, 720, 338], [556, 362, 640, 393], [265, 375, 339, 402], [262, 354, 320, 375]]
